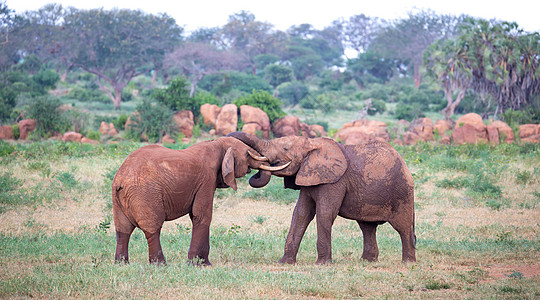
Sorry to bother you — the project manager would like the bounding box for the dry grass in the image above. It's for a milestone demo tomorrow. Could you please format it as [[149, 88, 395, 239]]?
[[1, 141, 539, 298]]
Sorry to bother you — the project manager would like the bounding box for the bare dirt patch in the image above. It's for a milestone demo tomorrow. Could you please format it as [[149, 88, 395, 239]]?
[[486, 263, 540, 280]]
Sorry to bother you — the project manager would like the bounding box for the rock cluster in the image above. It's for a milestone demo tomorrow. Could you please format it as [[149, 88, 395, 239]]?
[[1, 110, 538, 146]]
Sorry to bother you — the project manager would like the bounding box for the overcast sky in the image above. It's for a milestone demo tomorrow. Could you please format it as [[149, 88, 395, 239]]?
[[6, 0, 540, 33]]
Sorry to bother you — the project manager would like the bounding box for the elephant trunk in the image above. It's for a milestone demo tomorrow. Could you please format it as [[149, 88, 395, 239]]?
[[248, 170, 272, 188], [228, 132, 272, 188], [227, 132, 268, 153]]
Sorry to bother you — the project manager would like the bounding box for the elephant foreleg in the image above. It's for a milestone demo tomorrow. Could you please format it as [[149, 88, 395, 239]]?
[[188, 191, 214, 266], [278, 191, 315, 264], [357, 221, 379, 262], [314, 198, 341, 265]]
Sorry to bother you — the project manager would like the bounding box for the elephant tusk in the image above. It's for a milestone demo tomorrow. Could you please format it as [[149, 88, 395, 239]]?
[[258, 161, 291, 171], [248, 150, 269, 162]]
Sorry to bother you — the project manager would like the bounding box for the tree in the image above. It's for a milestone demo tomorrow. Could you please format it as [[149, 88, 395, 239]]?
[[372, 9, 465, 87], [0, 1, 25, 71], [461, 19, 540, 115], [425, 18, 540, 118], [344, 14, 381, 54], [217, 11, 286, 75], [347, 51, 398, 85], [164, 42, 243, 97], [63, 8, 183, 109], [424, 38, 472, 120], [263, 64, 294, 96]]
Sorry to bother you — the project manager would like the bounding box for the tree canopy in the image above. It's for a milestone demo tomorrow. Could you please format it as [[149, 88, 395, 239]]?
[[1, 2, 538, 121]]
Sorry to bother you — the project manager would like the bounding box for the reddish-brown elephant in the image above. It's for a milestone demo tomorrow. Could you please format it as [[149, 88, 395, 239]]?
[[112, 137, 273, 265], [228, 132, 416, 264]]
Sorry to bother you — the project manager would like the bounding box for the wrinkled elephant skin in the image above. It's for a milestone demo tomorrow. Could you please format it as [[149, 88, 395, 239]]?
[[228, 132, 416, 264], [112, 137, 270, 265]]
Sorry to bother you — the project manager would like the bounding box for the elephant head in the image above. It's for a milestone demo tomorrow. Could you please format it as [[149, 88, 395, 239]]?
[[227, 132, 348, 188], [219, 137, 272, 189]]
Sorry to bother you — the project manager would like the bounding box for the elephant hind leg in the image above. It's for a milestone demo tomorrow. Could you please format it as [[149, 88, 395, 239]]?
[[357, 221, 379, 262], [113, 204, 135, 264], [143, 229, 166, 265], [389, 218, 416, 263]]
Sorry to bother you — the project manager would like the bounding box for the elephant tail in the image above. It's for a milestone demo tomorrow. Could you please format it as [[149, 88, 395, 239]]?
[[411, 213, 417, 250]]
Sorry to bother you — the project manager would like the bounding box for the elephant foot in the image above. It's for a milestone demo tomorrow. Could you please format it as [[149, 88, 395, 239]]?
[[114, 256, 129, 264], [277, 256, 296, 264], [187, 257, 212, 267], [401, 256, 416, 263], [149, 258, 167, 266], [361, 254, 378, 262], [315, 258, 333, 265]]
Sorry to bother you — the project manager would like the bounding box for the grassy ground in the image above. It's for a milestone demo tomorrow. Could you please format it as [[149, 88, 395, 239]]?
[[0, 140, 539, 299]]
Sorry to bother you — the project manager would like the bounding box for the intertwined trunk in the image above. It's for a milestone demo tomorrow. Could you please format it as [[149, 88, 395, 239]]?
[[442, 86, 466, 120]]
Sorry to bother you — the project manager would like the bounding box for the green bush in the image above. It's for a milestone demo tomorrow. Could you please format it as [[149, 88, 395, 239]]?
[[26, 96, 69, 138], [127, 99, 176, 143], [299, 93, 336, 113], [113, 114, 129, 131], [33, 69, 60, 90], [277, 81, 309, 106], [153, 76, 199, 117], [86, 130, 101, 141], [367, 99, 387, 116], [233, 90, 286, 122], [11, 125, 19, 139], [198, 72, 272, 96], [502, 108, 540, 128], [395, 102, 425, 121]]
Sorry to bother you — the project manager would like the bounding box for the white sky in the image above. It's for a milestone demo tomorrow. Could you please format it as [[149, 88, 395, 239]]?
[[6, 0, 540, 33]]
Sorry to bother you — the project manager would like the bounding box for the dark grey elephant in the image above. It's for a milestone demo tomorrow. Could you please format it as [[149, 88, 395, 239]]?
[[228, 132, 416, 264]]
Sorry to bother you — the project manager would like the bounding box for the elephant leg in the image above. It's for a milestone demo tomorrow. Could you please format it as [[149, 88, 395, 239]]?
[[389, 217, 416, 263], [314, 199, 341, 265], [278, 191, 315, 264], [188, 191, 214, 266], [357, 221, 379, 262], [113, 203, 135, 264], [143, 228, 166, 265]]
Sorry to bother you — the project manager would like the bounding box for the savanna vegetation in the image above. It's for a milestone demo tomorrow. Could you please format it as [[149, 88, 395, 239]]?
[[0, 141, 539, 298], [0, 0, 539, 298], [1, 1, 539, 142]]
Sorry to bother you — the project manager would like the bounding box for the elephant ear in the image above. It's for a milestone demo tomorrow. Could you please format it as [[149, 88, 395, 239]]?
[[221, 147, 237, 191], [296, 138, 347, 186]]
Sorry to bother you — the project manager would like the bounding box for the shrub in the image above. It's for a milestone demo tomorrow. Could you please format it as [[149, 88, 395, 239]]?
[[502, 108, 540, 128], [26, 96, 69, 138], [367, 99, 387, 116], [154, 76, 200, 117], [86, 130, 101, 141], [299, 93, 336, 113], [233, 90, 285, 122], [277, 81, 309, 106], [11, 125, 19, 139], [198, 72, 272, 96], [0, 85, 17, 122], [33, 69, 60, 90], [395, 102, 425, 121], [113, 114, 129, 131], [127, 99, 176, 143]]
